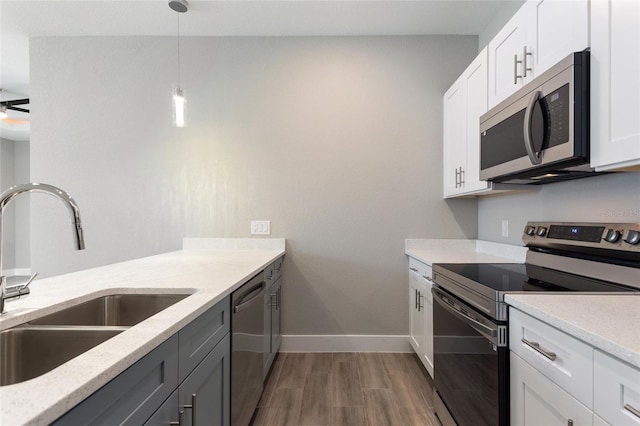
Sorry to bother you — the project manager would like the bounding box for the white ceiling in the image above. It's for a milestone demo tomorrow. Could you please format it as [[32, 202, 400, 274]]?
[[0, 0, 514, 141]]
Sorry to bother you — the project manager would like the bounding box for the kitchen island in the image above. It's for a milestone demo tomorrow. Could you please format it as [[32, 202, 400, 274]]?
[[0, 238, 285, 426]]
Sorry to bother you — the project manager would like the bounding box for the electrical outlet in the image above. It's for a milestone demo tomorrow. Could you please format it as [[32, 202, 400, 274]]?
[[250, 220, 271, 235], [501, 219, 509, 237]]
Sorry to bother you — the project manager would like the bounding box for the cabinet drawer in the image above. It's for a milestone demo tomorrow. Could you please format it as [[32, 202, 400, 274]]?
[[408, 258, 433, 288], [509, 308, 593, 408], [179, 296, 230, 382], [54, 334, 179, 426], [594, 350, 640, 425]]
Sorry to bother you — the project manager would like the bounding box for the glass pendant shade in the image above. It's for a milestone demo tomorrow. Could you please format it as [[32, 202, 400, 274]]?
[[173, 87, 186, 128]]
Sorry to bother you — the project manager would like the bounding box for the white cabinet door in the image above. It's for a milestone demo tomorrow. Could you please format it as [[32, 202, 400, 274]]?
[[408, 265, 425, 355], [594, 350, 640, 425], [527, 0, 589, 76], [419, 264, 434, 378], [462, 49, 490, 194], [511, 352, 594, 426], [591, 0, 640, 171], [488, 8, 528, 108], [443, 75, 465, 197]]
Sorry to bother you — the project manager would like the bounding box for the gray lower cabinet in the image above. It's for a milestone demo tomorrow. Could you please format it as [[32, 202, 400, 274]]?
[[54, 296, 231, 426], [263, 258, 283, 379], [145, 334, 231, 426]]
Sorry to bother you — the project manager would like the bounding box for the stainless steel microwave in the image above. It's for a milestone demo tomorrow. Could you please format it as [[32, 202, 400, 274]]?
[[479, 51, 598, 184]]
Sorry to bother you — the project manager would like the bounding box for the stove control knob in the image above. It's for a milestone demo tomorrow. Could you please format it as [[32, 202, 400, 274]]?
[[536, 227, 547, 237], [603, 229, 621, 243], [525, 226, 536, 236], [624, 230, 640, 245]]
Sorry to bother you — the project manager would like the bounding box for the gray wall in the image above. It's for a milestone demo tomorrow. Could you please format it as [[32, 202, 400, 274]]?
[[0, 138, 30, 272], [478, 173, 640, 245], [30, 35, 478, 336], [477, 0, 525, 51]]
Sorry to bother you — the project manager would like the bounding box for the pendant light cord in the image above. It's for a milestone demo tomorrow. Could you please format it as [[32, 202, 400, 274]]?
[[176, 13, 182, 86]]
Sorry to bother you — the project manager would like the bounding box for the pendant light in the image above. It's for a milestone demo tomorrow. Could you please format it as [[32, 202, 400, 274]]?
[[169, 0, 188, 127]]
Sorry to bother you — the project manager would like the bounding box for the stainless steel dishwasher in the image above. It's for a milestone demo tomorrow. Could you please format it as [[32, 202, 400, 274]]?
[[231, 271, 266, 426]]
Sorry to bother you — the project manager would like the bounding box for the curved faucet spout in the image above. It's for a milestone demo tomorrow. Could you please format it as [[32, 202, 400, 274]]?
[[0, 183, 85, 314]]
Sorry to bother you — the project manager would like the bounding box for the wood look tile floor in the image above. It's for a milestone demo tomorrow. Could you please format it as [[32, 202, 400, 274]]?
[[252, 353, 438, 426]]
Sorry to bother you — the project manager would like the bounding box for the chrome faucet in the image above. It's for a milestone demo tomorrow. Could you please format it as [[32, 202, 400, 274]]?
[[0, 183, 85, 314]]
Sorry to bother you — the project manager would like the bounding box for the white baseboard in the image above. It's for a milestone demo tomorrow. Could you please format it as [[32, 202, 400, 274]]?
[[281, 335, 412, 353]]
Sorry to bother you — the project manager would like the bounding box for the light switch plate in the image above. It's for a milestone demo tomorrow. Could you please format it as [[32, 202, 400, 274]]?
[[251, 220, 271, 235]]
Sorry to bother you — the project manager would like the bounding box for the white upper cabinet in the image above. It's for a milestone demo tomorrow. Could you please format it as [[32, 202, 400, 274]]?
[[488, 9, 529, 108], [590, 0, 640, 171], [488, 0, 589, 109], [527, 0, 589, 75], [443, 48, 494, 198], [443, 75, 466, 197]]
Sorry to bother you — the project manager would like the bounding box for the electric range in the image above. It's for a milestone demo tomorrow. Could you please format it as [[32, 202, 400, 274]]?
[[430, 221, 640, 426]]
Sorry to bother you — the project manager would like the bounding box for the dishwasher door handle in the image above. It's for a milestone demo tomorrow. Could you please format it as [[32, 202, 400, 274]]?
[[233, 281, 266, 313]]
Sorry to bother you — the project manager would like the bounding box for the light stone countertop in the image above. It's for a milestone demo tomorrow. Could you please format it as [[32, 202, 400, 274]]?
[[0, 239, 285, 426], [505, 294, 640, 369], [405, 238, 527, 264]]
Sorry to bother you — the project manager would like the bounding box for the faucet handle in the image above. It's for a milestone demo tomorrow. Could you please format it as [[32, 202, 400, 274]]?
[[5, 272, 38, 298]]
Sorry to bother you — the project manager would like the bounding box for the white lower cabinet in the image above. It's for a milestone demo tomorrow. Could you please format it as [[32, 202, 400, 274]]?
[[511, 352, 593, 426], [510, 307, 640, 426], [408, 257, 433, 377], [594, 350, 640, 425]]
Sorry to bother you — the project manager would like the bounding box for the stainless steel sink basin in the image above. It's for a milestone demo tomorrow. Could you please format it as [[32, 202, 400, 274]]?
[[28, 293, 189, 327], [0, 327, 124, 386]]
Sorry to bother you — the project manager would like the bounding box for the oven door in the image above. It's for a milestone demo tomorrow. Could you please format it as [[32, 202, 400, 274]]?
[[432, 286, 509, 426]]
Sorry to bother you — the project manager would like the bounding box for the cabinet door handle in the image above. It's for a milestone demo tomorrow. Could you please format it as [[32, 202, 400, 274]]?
[[415, 289, 419, 310], [521, 338, 557, 361], [418, 291, 424, 312], [409, 267, 418, 273], [455, 168, 460, 188], [514, 54, 524, 84], [624, 403, 640, 419], [459, 167, 465, 186], [522, 46, 532, 77], [169, 410, 186, 426], [180, 393, 197, 425]]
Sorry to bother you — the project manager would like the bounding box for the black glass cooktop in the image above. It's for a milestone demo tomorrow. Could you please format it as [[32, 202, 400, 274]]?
[[435, 263, 636, 293]]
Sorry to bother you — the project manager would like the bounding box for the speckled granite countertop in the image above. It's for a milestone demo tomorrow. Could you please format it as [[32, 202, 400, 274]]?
[[506, 294, 640, 369], [405, 239, 528, 264], [0, 238, 285, 426]]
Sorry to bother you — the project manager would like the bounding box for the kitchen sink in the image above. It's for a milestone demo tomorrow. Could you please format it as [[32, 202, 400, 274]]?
[[28, 293, 190, 327], [0, 327, 124, 386], [0, 292, 192, 386]]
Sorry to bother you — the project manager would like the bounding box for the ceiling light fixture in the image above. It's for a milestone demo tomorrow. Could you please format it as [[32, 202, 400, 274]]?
[[169, 0, 189, 128]]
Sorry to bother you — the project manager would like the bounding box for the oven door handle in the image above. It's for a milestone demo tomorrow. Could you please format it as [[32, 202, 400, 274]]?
[[432, 287, 498, 344]]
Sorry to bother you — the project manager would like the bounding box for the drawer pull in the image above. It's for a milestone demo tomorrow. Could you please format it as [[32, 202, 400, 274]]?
[[422, 275, 432, 282], [521, 338, 557, 361], [409, 267, 419, 272], [624, 403, 640, 419]]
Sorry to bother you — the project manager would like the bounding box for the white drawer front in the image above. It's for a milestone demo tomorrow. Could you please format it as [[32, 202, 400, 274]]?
[[408, 258, 433, 289], [509, 308, 593, 408], [594, 350, 640, 425]]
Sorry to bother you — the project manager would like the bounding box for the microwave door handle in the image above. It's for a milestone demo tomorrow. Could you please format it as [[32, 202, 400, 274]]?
[[524, 90, 542, 165]]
